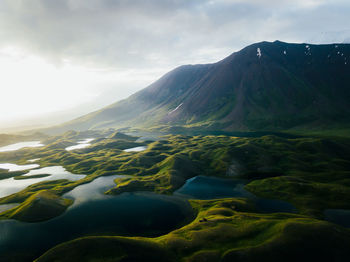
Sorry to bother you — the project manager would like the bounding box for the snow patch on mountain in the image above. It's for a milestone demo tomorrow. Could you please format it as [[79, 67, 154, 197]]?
[[168, 103, 183, 115]]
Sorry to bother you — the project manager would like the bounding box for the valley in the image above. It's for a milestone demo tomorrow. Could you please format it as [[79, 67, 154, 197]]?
[[1, 41, 350, 261], [1, 129, 350, 261], [1, 0, 350, 260]]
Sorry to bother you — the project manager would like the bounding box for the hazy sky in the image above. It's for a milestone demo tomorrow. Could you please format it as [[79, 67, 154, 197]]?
[[0, 0, 349, 129]]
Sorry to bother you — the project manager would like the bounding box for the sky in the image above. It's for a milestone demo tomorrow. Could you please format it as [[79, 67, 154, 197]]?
[[0, 0, 349, 130]]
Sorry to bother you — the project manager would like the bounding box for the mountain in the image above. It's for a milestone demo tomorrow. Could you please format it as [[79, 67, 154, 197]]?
[[52, 41, 350, 133]]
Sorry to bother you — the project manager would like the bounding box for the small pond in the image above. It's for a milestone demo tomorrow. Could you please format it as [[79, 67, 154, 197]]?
[[0, 166, 86, 198], [175, 176, 297, 213], [65, 138, 94, 151], [0, 141, 44, 152], [0, 163, 39, 172], [124, 146, 147, 152], [27, 158, 41, 163]]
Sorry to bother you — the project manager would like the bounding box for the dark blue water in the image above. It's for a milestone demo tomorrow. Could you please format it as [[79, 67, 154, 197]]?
[[0, 175, 297, 261], [174, 176, 297, 213], [0, 175, 194, 261], [324, 209, 350, 228], [175, 176, 253, 199]]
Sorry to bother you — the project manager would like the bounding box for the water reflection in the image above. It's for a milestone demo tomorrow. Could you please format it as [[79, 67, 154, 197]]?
[[0, 166, 85, 198], [175, 175, 296, 213], [324, 209, 350, 228], [0, 163, 39, 172], [0, 203, 19, 213], [65, 138, 94, 151], [0, 141, 43, 152], [27, 158, 41, 163], [124, 146, 147, 152], [0, 175, 194, 261]]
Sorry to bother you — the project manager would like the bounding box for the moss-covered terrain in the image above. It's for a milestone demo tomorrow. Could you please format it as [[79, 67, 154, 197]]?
[[0, 169, 27, 180], [0, 190, 73, 222], [13, 174, 51, 180], [104, 134, 350, 217], [1, 129, 350, 260], [2, 131, 350, 220], [36, 198, 350, 262], [0, 132, 47, 147]]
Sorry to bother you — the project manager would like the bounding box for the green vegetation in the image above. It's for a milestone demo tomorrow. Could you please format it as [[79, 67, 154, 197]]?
[[36, 198, 350, 262], [1, 129, 350, 261], [1, 131, 350, 221], [0, 190, 72, 222], [103, 134, 350, 218], [0, 132, 47, 147], [0, 169, 27, 180], [0, 131, 148, 220], [14, 174, 51, 180], [1, 41, 350, 261]]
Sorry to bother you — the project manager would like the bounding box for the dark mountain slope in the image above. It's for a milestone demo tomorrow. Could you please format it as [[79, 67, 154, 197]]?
[[55, 41, 350, 133]]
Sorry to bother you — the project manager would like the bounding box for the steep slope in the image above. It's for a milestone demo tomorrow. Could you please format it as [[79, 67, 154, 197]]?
[[56, 41, 350, 132]]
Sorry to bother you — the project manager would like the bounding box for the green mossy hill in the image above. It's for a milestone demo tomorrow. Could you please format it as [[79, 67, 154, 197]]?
[[108, 131, 138, 141], [0, 190, 72, 222], [1, 131, 349, 258], [36, 199, 350, 262], [1, 131, 350, 221], [104, 135, 350, 217], [0, 132, 47, 147], [13, 174, 51, 180], [0, 169, 27, 180], [0, 175, 98, 208], [0, 131, 149, 221], [107, 152, 202, 194], [246, 176, 350, 217], [36, 236, 173, 262]]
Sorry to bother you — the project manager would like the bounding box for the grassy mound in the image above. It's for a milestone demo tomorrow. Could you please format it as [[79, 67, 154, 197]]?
[[0, 190, 73, 222], [35, 198, 350, 262], [2, 132, 350, 221], [14, 174, 51, 180], [36, 236, 173, 262], [0, 169, 27, 180]]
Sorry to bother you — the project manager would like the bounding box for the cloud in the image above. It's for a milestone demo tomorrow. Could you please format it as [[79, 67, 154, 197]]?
[[0, 0, 349, 128], [0, 0, 348, 70]]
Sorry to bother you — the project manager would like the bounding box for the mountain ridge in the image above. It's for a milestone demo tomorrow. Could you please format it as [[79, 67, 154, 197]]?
[[48, 40, 350, 134]]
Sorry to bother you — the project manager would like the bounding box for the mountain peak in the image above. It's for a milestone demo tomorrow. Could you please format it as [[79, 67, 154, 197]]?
[[50, 41, 350, 134]]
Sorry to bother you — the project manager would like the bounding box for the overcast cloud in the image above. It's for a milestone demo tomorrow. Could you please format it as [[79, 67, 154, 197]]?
[[0, 0, 349, 129], [1, 0, 349, 68]]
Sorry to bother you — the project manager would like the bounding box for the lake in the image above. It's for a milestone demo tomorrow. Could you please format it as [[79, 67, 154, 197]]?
[[175, 175, 297, 213], [0, 166, 86, 198], [0, 175, 194, 261], [0, 173, 301, 261]]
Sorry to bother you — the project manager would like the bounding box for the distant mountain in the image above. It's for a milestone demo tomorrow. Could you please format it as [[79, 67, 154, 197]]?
[[53, 41, 350, 133]]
